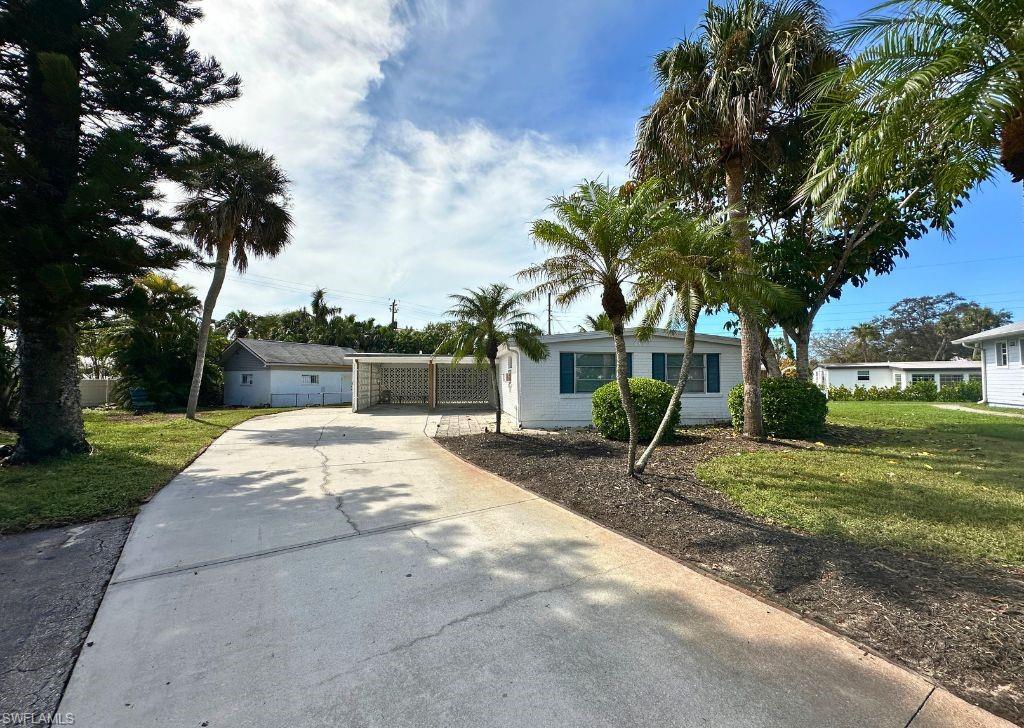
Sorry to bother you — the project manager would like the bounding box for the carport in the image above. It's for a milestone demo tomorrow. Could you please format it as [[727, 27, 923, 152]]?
[[350, 355, 493, 412]]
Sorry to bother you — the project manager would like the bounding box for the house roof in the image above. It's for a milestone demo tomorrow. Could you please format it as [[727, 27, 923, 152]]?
[[819, 360, 980, 371], [348, 355, 464, 365], [952, 321, 1024, 345], [228, 338, 356, 367], [506, 327, 741, 349]]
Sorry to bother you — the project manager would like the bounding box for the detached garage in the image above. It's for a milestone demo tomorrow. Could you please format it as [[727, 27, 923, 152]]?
[[222, 338, 355, 407], [351, 355, 493, 412]]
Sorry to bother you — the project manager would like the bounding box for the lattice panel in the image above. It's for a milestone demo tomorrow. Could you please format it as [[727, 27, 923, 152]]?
[[378, 366, 429, 404], [437, 365, 493, 406]]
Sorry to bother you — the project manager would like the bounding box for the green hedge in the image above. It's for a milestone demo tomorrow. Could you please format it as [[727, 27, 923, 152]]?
[[826, 379, 981, 403], [729, 378, 828, 439], [592, 378, 679, 441]]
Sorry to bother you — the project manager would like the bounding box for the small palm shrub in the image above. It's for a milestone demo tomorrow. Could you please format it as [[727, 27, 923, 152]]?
[[592, 378, 679, 442], [730, 378, 827, 439]]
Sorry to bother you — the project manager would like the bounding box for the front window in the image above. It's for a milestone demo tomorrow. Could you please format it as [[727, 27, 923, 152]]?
[[997, 341, 1008, 366], [969, 373, 982, 382], [894, 372, 903, 387], [939, 373, 963, 389], [911, 373, 934, 384], [240, 373, 253, 386], [574, 353, 616, 393], [857, 370, 870, 382], [666, 354, 706, 393], [301, 374, 320, 385]]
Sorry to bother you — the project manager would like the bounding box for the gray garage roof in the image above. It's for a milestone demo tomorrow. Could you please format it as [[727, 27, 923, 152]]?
[[229, 338, 356, 367], [820, 360, 980, 370]]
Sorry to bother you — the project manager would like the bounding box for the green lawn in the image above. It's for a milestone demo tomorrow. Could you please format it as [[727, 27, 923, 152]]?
[[0, 408, 286, 533], [697, 402, 1024, 566]]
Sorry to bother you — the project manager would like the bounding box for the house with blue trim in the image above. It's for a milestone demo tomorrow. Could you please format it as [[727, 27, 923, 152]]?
[[497, 328, 742, 429]]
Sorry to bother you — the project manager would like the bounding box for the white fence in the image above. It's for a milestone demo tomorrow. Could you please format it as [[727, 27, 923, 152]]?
[[269, 392, 346, 408], [80, 378, 116, 407]]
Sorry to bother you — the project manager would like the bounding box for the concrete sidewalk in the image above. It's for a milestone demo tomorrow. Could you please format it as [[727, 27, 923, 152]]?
[[59, 408, 1014, 727]]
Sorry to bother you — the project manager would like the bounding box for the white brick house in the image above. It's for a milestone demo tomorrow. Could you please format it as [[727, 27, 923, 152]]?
[[953, 321, 1024, 408], [497, 329, 742, 428]]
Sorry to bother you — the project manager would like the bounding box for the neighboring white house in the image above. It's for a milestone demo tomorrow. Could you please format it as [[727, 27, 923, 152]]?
[[953, 321, 1024, 408], [497, 328, 742, 428], [813, 360, 981, 391], [222, 338, 356, 407]]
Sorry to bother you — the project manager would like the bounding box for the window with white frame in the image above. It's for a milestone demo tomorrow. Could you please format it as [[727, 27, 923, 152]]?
[[301, 374, 320, 385], [857, 370, 870, 381], [997, 341, 1008, 366], [969, 373, 982, 382], [939, 373, 963, 388], [240, 373, 253, 386], [574, 353, 616, 393], [894, 372, 903, 388], [911, 372, 934, 383], [666, 354, 707, 393]]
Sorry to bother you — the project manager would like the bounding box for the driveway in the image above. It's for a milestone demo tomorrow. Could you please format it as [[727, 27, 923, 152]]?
[[60, 408, 1011, 727]]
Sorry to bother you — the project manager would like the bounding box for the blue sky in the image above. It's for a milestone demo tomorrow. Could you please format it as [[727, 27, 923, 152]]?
[[181, 0, 1022, 340]]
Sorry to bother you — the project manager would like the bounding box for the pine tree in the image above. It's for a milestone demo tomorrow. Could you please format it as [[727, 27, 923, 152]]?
[[0, 1, 239, 461]]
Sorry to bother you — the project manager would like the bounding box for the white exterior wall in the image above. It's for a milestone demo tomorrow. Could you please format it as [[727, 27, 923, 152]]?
[[982, 338, 1024, 407], [509, 333, 741, 428], [497, 350, 519, 423], [224, 369, 272, 407], [269, 367, 352, 407], [823, 366, 898, 390]]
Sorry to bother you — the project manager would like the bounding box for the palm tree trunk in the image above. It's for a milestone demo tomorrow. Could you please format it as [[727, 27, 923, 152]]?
[[636, 313, 697, 474], [186, 242, 230, 419], [725, 156, 764, 439], [489, 356, 502, 434], [612, 318, 639, 476]]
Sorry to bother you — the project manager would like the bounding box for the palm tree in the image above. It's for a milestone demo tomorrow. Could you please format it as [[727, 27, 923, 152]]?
[[580, 313, 614, 333], [520, 178, 672, 475], [850, 323, 880, 362], [437, 284, 547, 434], [633, 215, 792, 473], [632, 0, 837, 439], [310, 288, 342, 342], [803, 0, 1024, 223], [179, 143, 292, 419], [217, 309, 261, 340]]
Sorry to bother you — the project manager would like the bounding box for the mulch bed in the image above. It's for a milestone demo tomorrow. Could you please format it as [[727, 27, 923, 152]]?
[[437, 426, 1024, 725]]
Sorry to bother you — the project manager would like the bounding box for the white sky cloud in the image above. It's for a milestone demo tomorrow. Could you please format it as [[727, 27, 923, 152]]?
[[178, 0, 626, 330]]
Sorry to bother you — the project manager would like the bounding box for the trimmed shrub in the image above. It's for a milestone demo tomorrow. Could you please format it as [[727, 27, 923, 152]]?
[[937, 379, 983, 402], [592, 377, 680, 442], [729, 377, 827, 439]]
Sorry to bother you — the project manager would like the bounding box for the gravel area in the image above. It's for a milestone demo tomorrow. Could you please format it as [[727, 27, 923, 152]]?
[[438, 427, 1024, 725]]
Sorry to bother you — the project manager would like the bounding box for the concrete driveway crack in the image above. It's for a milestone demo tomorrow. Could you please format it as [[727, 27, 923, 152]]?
[[313, 415, 361, 534], [357, 562, 635, 665], [407, 527, 446, 558]]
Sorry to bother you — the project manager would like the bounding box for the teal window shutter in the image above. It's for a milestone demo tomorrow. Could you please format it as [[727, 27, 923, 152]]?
[[707, 353, 720, 392], [652, 353, 666, 381], [559, 353, 574, 393], [627, 352, 633, 377]]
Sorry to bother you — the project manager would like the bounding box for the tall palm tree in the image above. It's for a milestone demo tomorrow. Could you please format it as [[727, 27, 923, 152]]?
[[632, 0, 837, 439], [310, 288, 342, 342], [850, 323, 880, 362], [179, 143, 292, 419], [437, 284, 548, 434], [633, 215, 793, 472], [520, 178, 672, 475], [803, 0, 1024, 223]]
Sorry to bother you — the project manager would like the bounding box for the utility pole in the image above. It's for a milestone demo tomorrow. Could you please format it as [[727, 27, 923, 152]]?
[[547, 293, 552, 335], [389, 300, 398, 329]]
